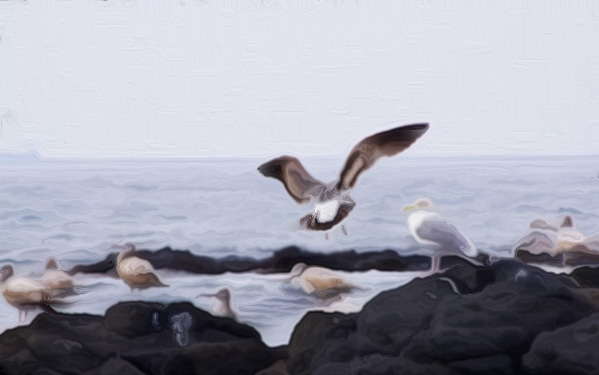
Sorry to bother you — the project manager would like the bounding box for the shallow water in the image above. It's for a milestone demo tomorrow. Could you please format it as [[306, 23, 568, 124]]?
[[0, 155, 598, 346]]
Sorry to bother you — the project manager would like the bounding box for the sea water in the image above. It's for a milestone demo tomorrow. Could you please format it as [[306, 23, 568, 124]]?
[[0, 155, 598, 346]]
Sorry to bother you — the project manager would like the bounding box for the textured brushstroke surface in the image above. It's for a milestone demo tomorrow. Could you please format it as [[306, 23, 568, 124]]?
[[1, 156, 599, 372], [2, 0, 598, 372]]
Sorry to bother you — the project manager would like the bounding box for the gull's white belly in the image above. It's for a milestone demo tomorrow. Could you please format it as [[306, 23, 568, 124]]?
[[314, 200, 340, 223]]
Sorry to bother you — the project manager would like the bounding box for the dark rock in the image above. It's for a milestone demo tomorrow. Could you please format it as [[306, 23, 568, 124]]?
[[564, 250, 599, 267], [516, 249, 564, 266], [134, 248, 256, 274], [9, 254, 599, 374], [516, 248, 599, 268], [284, 257, 599, 374], [66, 253, 119, 276], [523, 313, 599, 375], [67, 246, 431, 276], [0, 302, 286, 375], [571, 266, 599, 287], [261, 247, 430, 273]]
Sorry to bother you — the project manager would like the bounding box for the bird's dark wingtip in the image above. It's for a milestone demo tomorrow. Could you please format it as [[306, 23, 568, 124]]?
[[408, 123, 429, 136], [410, 123, 429, 130]]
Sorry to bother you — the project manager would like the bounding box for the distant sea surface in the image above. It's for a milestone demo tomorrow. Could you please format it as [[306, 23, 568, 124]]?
[[1, 155, 598, 346]]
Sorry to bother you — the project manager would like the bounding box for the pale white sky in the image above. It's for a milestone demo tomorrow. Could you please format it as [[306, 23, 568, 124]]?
[[0, 1, 598, 158]]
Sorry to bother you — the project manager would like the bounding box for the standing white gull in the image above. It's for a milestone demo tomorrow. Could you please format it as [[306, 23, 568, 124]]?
[[258, 123, 429, 232], [403, 199, 478, 272]]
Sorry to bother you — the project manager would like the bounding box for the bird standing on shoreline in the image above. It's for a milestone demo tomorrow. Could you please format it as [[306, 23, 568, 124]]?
[[197, 288, 238, 321], [258, 123, 429, 233], [115, 245, 169, 291], [514, 215, 599, 267], [403, 199, 478, 272], [1, 265, 49, 323], [40, 257, 74, 298], [286, 263, 360, 301]]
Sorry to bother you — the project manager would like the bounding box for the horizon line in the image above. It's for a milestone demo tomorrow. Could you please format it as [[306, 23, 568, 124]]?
[[1, 150, 598, 163]]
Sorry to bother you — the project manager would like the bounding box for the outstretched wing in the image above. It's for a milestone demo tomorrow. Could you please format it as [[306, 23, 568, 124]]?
[[258, 156, 326, 204], [336, 123, 429, 191]]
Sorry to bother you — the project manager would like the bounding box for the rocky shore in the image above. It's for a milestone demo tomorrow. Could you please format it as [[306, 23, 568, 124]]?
[[3, 255, 599, 374], [65, 246, 431, 275]]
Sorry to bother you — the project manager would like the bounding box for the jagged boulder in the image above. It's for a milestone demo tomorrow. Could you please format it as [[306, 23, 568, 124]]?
[[285, 257, 599, 374], [0, 301, 286, 375]]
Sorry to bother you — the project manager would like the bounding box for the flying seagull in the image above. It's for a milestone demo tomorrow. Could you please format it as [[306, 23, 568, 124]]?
[[258, 123, 429, 231]]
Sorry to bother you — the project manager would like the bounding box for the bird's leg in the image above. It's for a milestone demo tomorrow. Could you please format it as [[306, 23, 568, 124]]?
[[321, 293, 343, 307], [431, 255, 440, 273], [341, 225, 348, 236], [18, 310, 27, 323], [324, 233, 329, 240], [433, 255, 441, 272]]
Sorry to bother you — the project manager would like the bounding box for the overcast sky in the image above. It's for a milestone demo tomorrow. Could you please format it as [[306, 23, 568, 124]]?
[[1, 1, 598, 159]]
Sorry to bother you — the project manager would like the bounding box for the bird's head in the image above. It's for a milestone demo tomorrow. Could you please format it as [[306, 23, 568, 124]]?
[[290, 262, 308, 276], [401, 198, 433, 213], [114, 243, 136, 263], [45, 257, 59, 270], [560, 215, 574, 228], [197, 288, 231, 303], [0, 265, 14, 282], [215, 288, 231, 303], [257, 162, 283, 178]]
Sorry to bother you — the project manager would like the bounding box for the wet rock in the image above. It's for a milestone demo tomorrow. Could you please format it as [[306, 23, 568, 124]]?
[[66, 252, 119, 275], [571, 266, 599, 287], [516, 249, 564, 266], [169, 312, 192, 347], [7, 255, 599, 374], [0, 302, 286, 375], [516, 248, 599, 268], [261, 247, 430, 273], [67, 246, 431, 276], [523, 313, 599, 375], [284, 257, 599, 374]]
